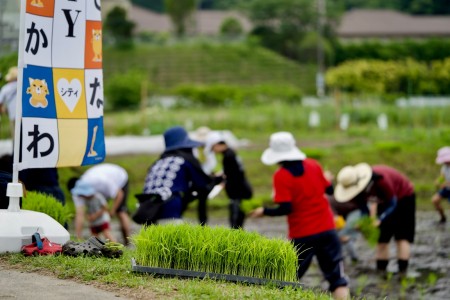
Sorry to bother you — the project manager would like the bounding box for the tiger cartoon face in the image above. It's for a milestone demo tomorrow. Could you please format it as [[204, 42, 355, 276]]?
[[92, 29, 102, 62], [26, 78, 49, 108]]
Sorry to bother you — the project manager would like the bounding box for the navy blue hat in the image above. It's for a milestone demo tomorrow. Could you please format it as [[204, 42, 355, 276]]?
[[164, 126, 203, 151]]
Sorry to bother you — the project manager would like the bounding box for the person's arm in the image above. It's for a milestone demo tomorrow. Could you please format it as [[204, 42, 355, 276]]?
[[110, 188, 124, 216], [88, 205, 107, 222], [378, 196, 397, 222], [263, 202, 292, 216], [249, 202, 292, 218], [75, 205, 85, 240]]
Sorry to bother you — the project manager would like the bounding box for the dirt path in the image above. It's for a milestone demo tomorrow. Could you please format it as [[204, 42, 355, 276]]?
[[103, 209, 450, 299]]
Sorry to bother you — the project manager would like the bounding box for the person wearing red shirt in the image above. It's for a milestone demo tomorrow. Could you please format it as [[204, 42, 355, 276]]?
[[334, 163, 416, 276], [249, 132, 349, 300]]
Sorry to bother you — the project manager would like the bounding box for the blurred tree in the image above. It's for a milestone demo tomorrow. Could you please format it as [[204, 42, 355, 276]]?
[[104, 6, 135, 48], [220, 17, 243, 37], [243, 0, 340, 62], [164, 0, 198, 37], [337, 0, 450, 15], [131, 0, 164, 12]]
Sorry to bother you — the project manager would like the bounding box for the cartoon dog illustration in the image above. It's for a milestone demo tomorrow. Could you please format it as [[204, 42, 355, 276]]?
[[30, 0, 44, 8], [91, 29, 102, 62], [26, 78, 49, 108]]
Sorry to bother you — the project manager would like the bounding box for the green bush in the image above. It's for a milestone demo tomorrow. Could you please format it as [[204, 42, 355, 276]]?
[[220, 17, 244, 37], [104, 70, 148, 110], [334, 39, 450, 64], [22, 191, 72, 226], [326, 58, 450, 96], [172, 83, 302, 106]]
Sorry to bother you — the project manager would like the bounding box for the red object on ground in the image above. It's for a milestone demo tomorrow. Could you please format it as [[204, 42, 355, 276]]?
[[21, 237, 62, 256]]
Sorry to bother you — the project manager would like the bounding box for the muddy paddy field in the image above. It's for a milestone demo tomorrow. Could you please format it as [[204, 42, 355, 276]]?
[[111, 209, 449, 300]]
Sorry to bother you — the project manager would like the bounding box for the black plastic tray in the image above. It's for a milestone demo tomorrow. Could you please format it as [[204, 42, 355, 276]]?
[[131, 258, 303, 289]]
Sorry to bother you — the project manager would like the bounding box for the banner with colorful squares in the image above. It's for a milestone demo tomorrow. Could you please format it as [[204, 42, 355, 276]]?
[[18, 0, 105, 170]]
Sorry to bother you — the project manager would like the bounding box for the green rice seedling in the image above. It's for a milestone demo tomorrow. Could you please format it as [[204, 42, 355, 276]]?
[[22, 191, 72, 226], [240, 196, 272, 215], [356, 216, 380, 247], [132, 223, 299, 282]]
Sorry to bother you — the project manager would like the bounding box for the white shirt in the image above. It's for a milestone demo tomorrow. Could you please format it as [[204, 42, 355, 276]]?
[[81, 163, 128, 199], [0, 81, 17, 120], [441, 164, 450, 182]]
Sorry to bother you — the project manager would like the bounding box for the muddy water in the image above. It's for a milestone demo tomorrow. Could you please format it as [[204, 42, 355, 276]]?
[[110, 210, 449, 300]]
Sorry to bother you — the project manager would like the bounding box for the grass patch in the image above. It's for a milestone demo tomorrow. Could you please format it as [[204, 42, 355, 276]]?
[[133, 223, 298, 282], [0, 249, 329, 300]]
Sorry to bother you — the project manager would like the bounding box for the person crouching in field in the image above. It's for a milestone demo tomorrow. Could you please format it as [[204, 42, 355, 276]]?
[[334, 163, 416, 277], [431, 146, 450, 224], [71, 180, 116, 242], [249, 132, 349, 300]]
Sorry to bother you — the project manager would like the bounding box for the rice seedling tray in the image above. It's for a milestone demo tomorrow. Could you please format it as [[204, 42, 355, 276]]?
[[131, 258, 303, 289]]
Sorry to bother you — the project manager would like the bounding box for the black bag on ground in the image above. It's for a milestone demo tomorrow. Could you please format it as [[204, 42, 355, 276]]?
[[132, 194, 164, 225]]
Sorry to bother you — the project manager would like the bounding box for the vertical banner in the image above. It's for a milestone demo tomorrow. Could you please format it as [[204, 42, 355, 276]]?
[[19, 0, 105, 170]]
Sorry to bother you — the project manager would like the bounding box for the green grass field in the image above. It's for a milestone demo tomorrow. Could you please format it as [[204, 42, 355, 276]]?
[[48, 102, 450, 218], [103, 43, 317, 94]]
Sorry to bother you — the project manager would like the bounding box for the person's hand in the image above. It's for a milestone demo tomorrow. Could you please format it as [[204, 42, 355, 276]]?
[[324, 170, 334, 182], [248, 207, 264, 218], [372, 218, 381, 227], [109, 209, 116, 217]]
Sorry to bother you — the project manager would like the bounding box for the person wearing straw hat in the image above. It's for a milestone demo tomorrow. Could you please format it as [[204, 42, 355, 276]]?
[[334, 163, 416, 277], [141, 126, 214, 224], [249, 132, 349, 300], [0, 66, 18, 140], [431, 146, 450, 224]]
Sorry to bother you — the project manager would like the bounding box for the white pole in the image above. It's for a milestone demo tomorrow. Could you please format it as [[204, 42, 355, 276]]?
[[6, 0, 26, 212]]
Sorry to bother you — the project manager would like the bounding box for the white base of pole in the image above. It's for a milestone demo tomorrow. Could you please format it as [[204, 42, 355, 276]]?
[[0, 209, 70, 253]]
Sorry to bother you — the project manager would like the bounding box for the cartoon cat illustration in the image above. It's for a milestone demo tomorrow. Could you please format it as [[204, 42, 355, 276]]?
[[26, 78, 49, 108], [91, 29, 102, 62], [30, 0, 44, 8]]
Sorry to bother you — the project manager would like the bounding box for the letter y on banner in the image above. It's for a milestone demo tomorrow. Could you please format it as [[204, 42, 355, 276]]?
[[17, 0, 105, 170]]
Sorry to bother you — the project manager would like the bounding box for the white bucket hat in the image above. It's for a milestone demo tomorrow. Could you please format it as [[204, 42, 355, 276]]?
[[261, 132, 306, 165], [436, 146, 450, 164], [334, 163, 372, 203], [5, 67, 18, 81], [205, 131, 225, 152]]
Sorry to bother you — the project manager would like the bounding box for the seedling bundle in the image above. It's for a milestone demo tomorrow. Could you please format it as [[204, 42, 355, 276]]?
[[132, 223, 299, 285], [23, 191, 72, 226]]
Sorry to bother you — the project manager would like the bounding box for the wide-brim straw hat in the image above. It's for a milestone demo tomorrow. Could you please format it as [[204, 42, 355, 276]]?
[[5, 67, 18, 81], [334, 163, 372, 203], [261, 132, 306, 165], [436, 146, 450, 164]]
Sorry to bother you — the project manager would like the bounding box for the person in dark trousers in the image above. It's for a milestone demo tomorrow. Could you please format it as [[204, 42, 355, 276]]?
[[334, 163, 416, 277], [206, 131, 252, 229], [249, 132, 349, 300], [141, 126, 215, 224]]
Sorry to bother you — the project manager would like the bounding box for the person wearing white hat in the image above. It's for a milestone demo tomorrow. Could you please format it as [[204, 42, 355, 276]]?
[[249, 132, 349, 300], [207, 131, 252, 229], [0, 66, 18, 140], [334, 163, 416, 277], [431, 146, 450, 223]]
